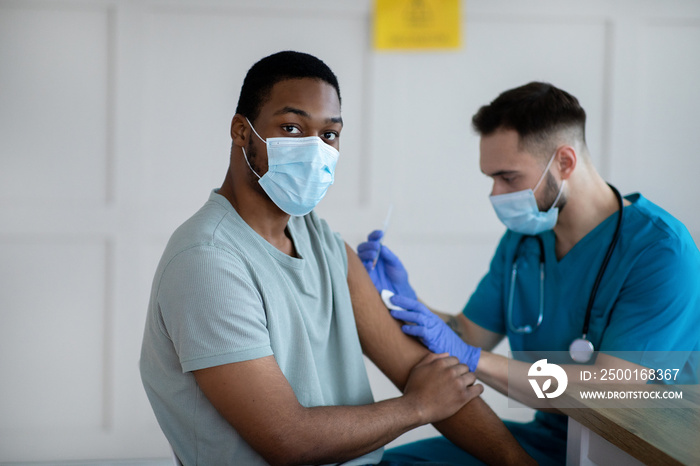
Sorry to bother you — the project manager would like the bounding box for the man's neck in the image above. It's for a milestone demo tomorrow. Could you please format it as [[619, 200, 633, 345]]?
[[218, 174, 296, 256], [552, 177, 622, 260]]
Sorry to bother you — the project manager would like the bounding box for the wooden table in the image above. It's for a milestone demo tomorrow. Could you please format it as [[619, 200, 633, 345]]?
[[556, 384, 700, 465]]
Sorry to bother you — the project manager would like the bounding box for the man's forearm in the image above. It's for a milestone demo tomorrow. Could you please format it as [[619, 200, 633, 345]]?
[[281, 352, 477, 465], [434, 398, 536, 465], [276, 397, 421, 465], [195, 352, 471, 466]]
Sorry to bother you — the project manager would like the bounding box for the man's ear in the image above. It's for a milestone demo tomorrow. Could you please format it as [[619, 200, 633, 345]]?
[[231, 114, 248, 148], [556, 145, 577, 180]]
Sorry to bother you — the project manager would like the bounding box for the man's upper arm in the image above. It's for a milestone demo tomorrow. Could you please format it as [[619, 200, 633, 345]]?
[[344, 243, 535, 465], [160, 245, 272, 371], [343, 243, 431, 387], [193, 356, 303, 462]]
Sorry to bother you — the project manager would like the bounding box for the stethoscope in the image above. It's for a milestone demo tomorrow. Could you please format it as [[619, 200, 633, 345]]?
[[507, 184, 624, 363]]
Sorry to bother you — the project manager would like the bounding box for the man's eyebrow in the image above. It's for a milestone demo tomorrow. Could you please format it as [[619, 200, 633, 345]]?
[[327, 116, 343, 126], [485, 169, 519, 178], [274, 106, 343, 126], [274, 106, 310, 118]]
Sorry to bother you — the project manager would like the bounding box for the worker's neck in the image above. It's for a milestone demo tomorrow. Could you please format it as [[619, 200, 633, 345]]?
[[553, 174, 620, 260]]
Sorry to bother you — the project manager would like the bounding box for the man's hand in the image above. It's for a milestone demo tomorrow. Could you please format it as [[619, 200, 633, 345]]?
[[403, 352, 482, 424], [389, 294, 482, 373], [356, 230, 417, 300]]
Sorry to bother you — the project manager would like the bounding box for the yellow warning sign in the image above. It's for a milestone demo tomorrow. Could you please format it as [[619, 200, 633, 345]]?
[[374, 0, 462, 51]]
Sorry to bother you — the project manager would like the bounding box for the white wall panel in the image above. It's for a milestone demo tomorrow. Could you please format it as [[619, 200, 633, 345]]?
[[632, 20, 700, 239], [0, 239, 107, 435], [0, 5, 110, 205]]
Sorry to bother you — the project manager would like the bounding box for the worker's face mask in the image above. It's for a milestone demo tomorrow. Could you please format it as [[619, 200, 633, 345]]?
[[489, 152, 565, 235], [242, 117, 339, 217]]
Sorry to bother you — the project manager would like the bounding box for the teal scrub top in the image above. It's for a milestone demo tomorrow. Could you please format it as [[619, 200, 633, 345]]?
[[463, 193, 700, 454], [464, 193, 700, 377]]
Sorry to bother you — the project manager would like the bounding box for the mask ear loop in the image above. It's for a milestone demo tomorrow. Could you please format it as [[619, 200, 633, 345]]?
[[245, 117, 267, 143], [548, 180, 565, 210], [533, 151, 558, 193], [533, 151, 565, 210], [242, 147, 261, 179], [242, 117, 265, 179]]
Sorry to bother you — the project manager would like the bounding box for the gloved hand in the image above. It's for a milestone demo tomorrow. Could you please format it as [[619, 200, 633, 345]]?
[[356, 230, 417, 300], [389, 294, 481, 372]]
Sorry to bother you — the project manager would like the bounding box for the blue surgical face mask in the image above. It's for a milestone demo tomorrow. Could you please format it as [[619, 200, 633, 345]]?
[[489, 152, 565, 235], [242, 118, 339, 217]]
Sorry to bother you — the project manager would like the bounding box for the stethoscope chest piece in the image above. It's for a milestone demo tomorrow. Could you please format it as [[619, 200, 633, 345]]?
[[508, 184, 623, 364], [569, 338, 595, 363], [567, 184, 624, 364]]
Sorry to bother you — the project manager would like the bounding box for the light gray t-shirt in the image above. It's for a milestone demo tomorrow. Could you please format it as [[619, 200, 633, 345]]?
[[140, 190, 381, 465]]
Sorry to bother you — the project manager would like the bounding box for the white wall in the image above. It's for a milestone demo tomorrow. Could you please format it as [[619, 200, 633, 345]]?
[[1, 0, 699, 462]]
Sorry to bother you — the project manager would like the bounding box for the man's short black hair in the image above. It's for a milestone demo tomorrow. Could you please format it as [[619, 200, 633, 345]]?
[[472, 82, 586, 153], [235, 51, 341, 123]]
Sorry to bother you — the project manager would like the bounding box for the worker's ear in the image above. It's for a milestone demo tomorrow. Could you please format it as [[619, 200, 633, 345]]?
[[230, 114, 249, 148], [555, 145, 577, 180]]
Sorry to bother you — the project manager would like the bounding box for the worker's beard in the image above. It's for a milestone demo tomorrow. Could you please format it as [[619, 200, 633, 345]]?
[[538, 171, 567, 213]]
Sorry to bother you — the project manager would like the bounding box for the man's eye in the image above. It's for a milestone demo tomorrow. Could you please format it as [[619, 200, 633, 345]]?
[[282, 125, 301, 134], [323, 132, 338, 141]]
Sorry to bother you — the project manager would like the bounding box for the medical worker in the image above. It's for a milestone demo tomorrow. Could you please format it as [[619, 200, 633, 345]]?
[[358, 82, 700, 465]]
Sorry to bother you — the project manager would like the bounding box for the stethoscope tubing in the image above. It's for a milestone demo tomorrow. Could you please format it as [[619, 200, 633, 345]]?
[[507, 184, 624, 351]]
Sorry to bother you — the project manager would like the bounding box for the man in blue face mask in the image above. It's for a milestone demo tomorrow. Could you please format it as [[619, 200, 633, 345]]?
[[358, 82, 700, 465], [140, 51, 535, 465]]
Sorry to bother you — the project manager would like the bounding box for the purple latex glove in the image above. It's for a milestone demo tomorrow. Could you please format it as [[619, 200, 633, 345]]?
[[356, 230, 417, 300], [389, 294, 481, 372]]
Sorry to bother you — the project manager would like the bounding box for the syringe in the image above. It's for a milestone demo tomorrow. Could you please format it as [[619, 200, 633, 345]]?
[[372, 204, 394, 269]]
